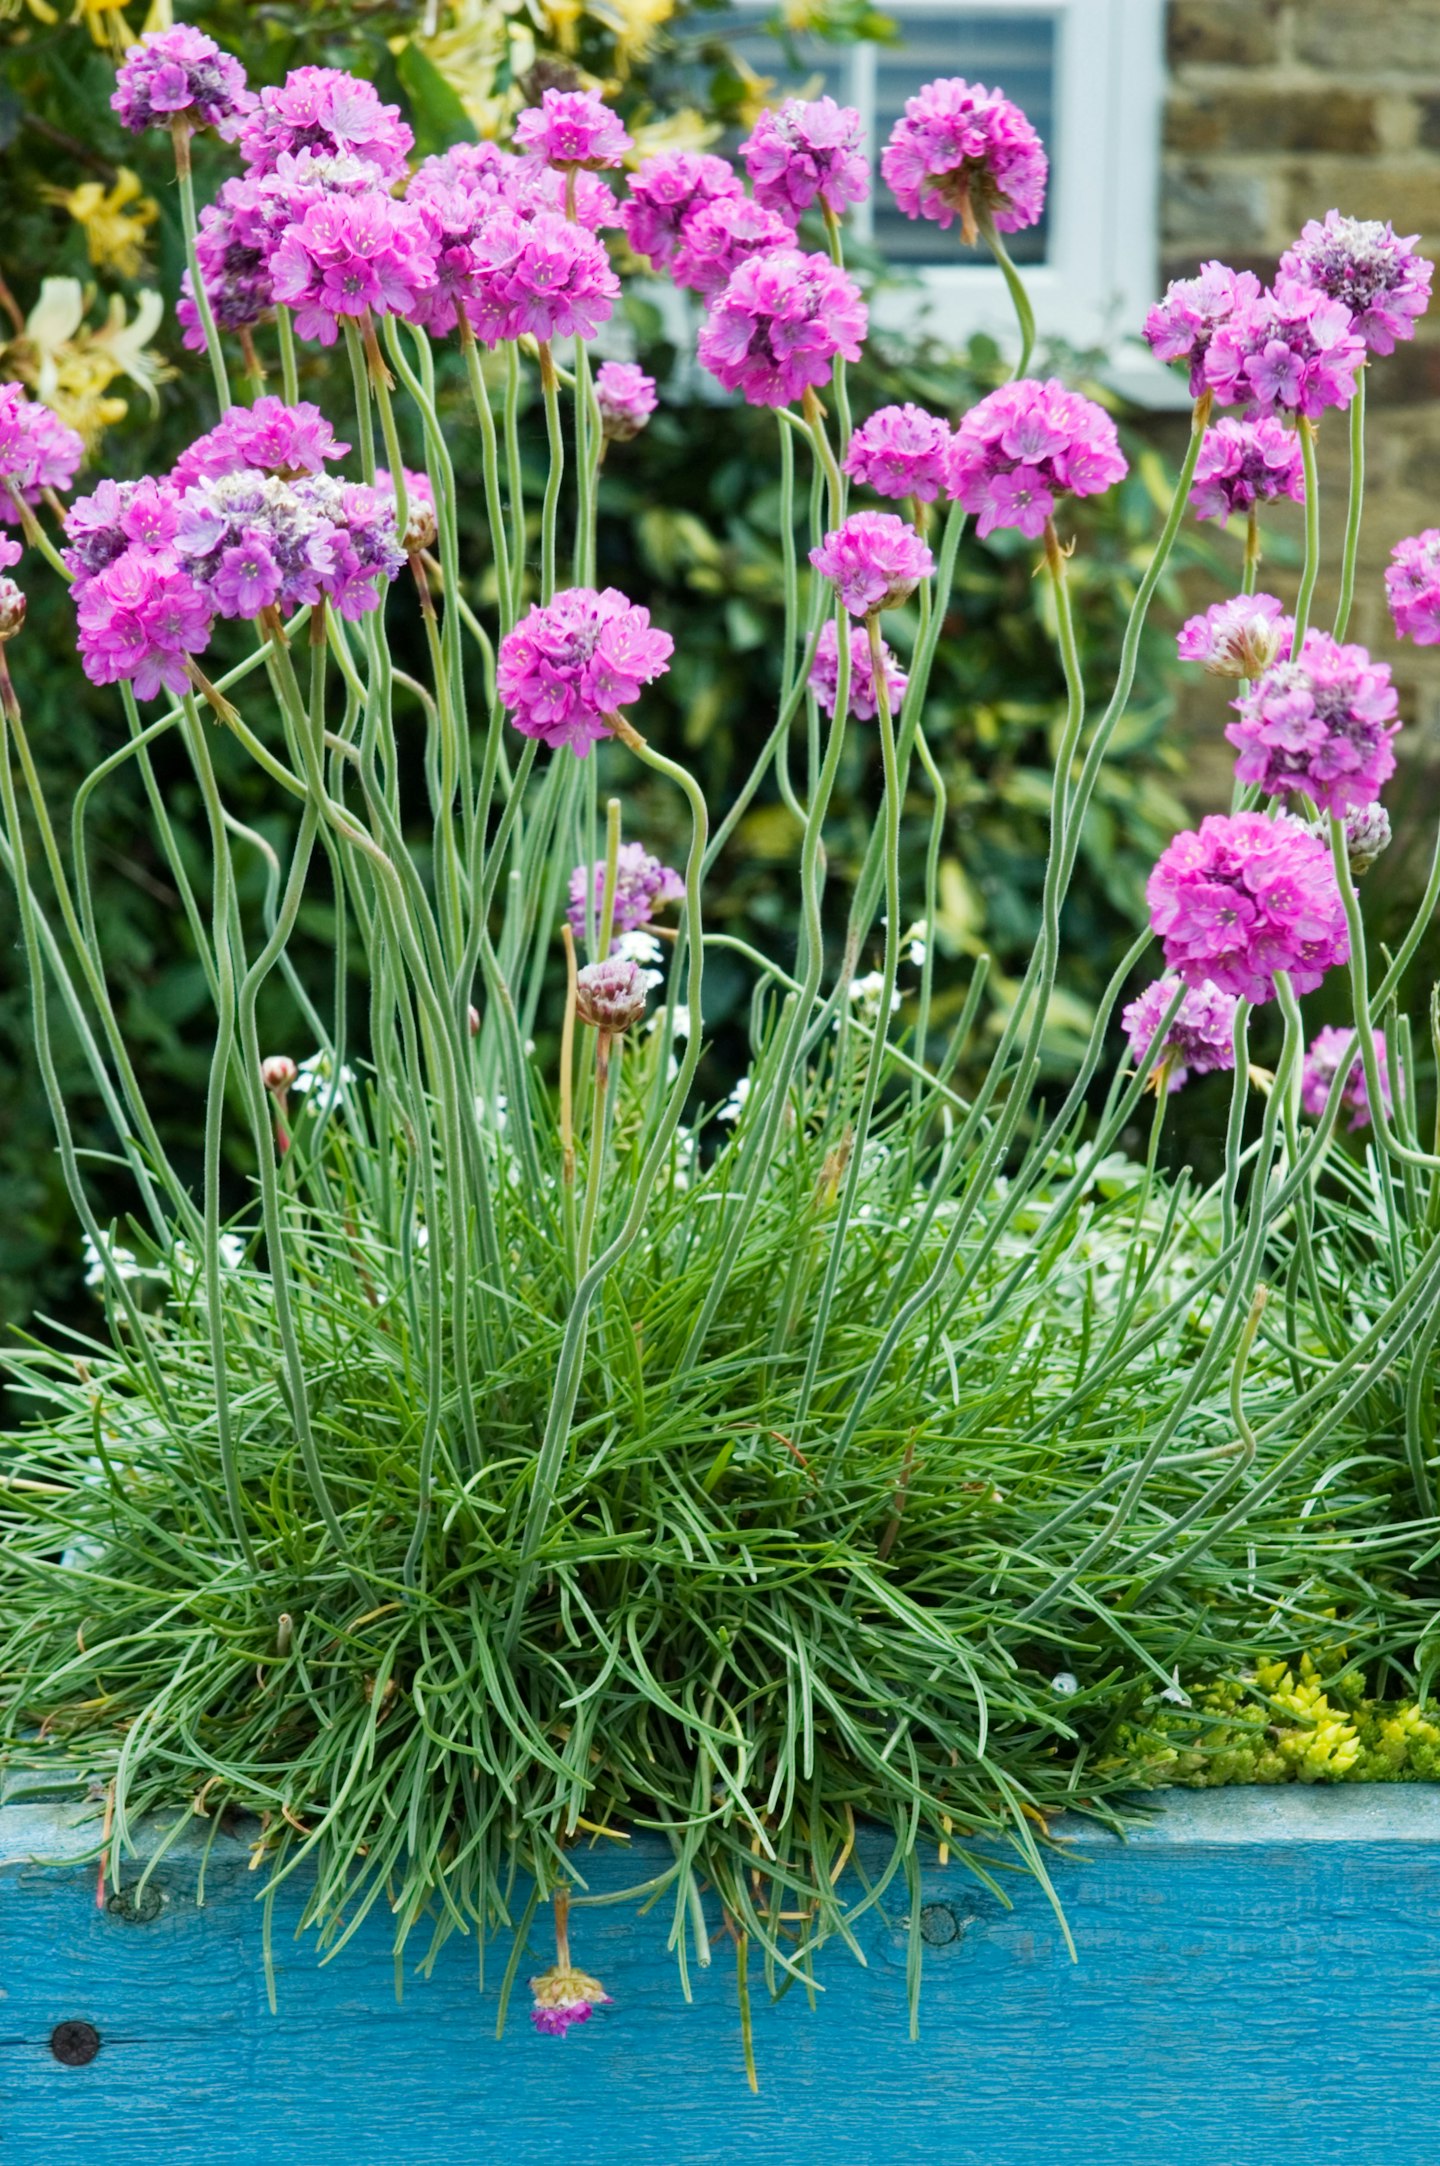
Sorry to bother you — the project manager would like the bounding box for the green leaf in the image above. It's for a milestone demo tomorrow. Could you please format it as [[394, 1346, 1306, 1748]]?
[[395, 41, 475, 158]]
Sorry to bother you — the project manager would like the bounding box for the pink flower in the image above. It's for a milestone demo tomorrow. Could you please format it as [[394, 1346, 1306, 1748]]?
[[406, 179, 526, 339], [237, 66, 413, 180], [948, 378, 1127, 538], [808, 617, 908, 719], [1280, 211, 1432, 357], [1226, 631, 1400, 817], [843, 403, 953, 503], [178, 179, 275, 350], [696, 248, 866, 408], [497, 586, 673, 757], [0, 536, 21, 571], [1146, 810, 1349, 1005], [1205, 278, 1366, 421], [595, 362, 657, 442], [671, 197, 795, 301], [174, 470, 403, 621], [268, 191, 437, 343], [529, 1961, 612, 2037], [513, 89, 630, 171], [739, 97, 869, 222], [0, 383, 84, 525], [1385, 529, 1440, 644], [810, 511, 933, 615], [75, 547, 213, 701], [1121, 975, 1238, 1092], [63, 477, 183, 585], [1300, 1024, 1395, 1129], [1143, 263, 1263, 397], [1189, 416, 1305, 526], [500, 158, 619, 233], [568, 841, 683, 944], [1177, 593, 1292, 678], [620, 151, 741, 271], [574, 958, 649, 1032], [880, 77, 1046, 243], [111, 26, 251, 135], [171, 400, 348, 491], [1340, 802, 1391, 876], [492, 214, 619, 343]]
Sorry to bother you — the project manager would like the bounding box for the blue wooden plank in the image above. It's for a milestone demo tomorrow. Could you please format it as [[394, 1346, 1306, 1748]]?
[[3, 1788, 1440, 2166]]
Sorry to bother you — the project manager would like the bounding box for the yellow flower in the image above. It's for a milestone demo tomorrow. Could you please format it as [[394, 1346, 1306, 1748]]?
[[2, 276, 173, 453], [626, 107, 720, 160], [402, 0, 542, 139], [588, 0, 673, 70], [42, 169, 159, 281], [74, 0, 135, 54]]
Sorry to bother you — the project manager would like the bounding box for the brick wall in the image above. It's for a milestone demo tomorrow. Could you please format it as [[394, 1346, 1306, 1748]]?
[[1158, 0, 1440, 808]]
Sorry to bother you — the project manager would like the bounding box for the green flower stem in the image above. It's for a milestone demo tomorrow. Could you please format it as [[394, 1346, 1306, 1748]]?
[[363, 314, 409, 536], [572, 335, 600, 589], [909, 727, 946, 1117], [1328, 813, 1440, 1168], [1292, 415, 1322, 648], [1219, 1001, 1252, 1253], [457, 319, 515, 631], [276, 305, 300, 406], [504, 343, 527, 615], [1334, 367, 1366, 640], [1242, 505, 1260, 596], [819, 208, 854, 459], [575, 1035, 618, 1281], [538, 342, 564, 604], [978, 210, 1035, 380], [1045, 520, 1088, 853], [171, 120, 230, 415], [344, 321, 377, 484]]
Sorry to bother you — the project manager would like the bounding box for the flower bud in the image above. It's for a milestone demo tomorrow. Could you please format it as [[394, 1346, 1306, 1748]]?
[[1343, 801, 1392, 876], [403, 498, 437, 555], [468, 1003, 480, 1037], [262, 1054, 297, 1093], [575, 956, 649, 1033], [0, 577, 25, 642]]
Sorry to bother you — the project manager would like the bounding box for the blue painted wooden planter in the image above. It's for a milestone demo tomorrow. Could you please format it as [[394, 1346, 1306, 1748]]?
[[4, 1785, 1439, 2165]]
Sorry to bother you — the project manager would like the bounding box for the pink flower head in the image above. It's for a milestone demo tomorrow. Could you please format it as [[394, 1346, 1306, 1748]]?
[[1301, 1024, 1396, 1130], [178, 178, 275, 350], [498, 586, 673, 757], [405, 178, 527, 338], [739, 97, 869, 222], [808, 617, 907, 720], [488, 212, 619, 344], [948, 377, 1127, 538], [1121, 975, 1239, 1092], [111, 26, 251, 136], [1189, 416, 1305, 526], [810, 511, 933, 615], [0, 383, 84, 523], [1177, 593, 1292, 678], [513, 88, 630, 171], [1143, 263, 1263, 398], [1385, 529, 1440, 645], [567, 840, 683, 945], [1205, 278, 1366, 421], [880, 77, 1046, 244], [696, 248, 866, 408], [0, 536, 20, 571], [501, 158, 619, 233], [268, 190, 437, 344], [171, 400, 348, 492], [574, 957, 649, 1032], [595, 362, 657, 442], [0, 536, 24, 639], [1226, 631, 1400, 817], [844, 403, 953, 503], [1280, 211, 1433, 357], [416, 140, 515, 194], [671, 197, 794, 301], [75, 547, 213, 701], [63, 477, 182, 586], [237, 66, 413, 180], [174, 470, 403, 621], [529, 1962, 611, 2037], [620, 151, 742, 271], [1146, 810, 1349, 1004]]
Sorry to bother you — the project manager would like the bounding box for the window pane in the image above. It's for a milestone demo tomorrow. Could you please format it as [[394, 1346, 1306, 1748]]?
[[873, 14, 1056, 266]]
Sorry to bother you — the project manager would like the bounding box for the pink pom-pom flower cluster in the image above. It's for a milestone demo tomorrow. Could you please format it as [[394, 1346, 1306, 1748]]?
[[1177, 594, 1292, 679], [1300, 1025, 1396, 1130], [111, 25, 252, 136], [1145, 812, 1349, 1004], [1205, 277, 1367, 421], [843, 403, 954, 503], [810, 512, 934, 615], [1188, 417, 1305, 526], [529, 1964, 612, 2037], [595, 363, 657, 443], [236, 66, 413, 180], [171, 398, 347, 490], [1279, 212, 1433, 357], [567, 842, 683, 946], [620, 152, 742, 272], [513, 88, 630, 171], [1226, 632, 1400, 817], [695, 249, 866, 409], [0, 382, 84, 525], [1121, 975, 1239, 1093], [1143, 263, 1263, 397], [497, 587, 674, 758], [1385, 529, 1440, 645], [173, 470, 404, 622], [808, 619, 908, 720], [948, 378, 1127, 539], [739, 97, 869, 222], [671, 198, 793, 300], [74, 546, 213, 702], [880, 78, 1047, 243]]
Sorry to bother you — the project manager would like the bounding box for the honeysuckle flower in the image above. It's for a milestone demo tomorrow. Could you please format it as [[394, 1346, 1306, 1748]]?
[[1300, 1025, 1396, 1130], [0, 379, 84, 523], [1144, 262, 1263, 397], [671, 197, 795, 300], [43, 169, 158, 280], [739, 96, 869, 222], [880, 77, 1046, 245], [808, 617, 908, 718], [947, 378, 1127, 539], [1145, 811, 1349, 1004], [620, 150, 742, 272], [1280, 211, 1433, 357], [111, 26, 252, 137], [1205, 278, 1367, 421], [530, 1962, 612, 2036], [1189, 416, 1305, 525], [567, 841, 683, 945], [843, 402, 954, 503], [1121, 975, 1239, 1092], [1226, 632, 1400, 816], [810, 511, 933, 615], [1338, 801, 1391, 875], [237, 66, 413, 180], [1385, 529, 1440, 645], [696, 248, 866, 408], [1177, 593, 1292, 678], [575, 956, 649, 1032], [595, 361, 657, 442], [513, 89, 631, 171], [171, 400, 348, 491], [498, 586, 673, 757], [75, 548, 213, 700]]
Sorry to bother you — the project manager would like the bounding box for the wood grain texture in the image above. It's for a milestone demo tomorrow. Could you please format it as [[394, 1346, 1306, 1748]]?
[[2, 1786, 1439, 2166]]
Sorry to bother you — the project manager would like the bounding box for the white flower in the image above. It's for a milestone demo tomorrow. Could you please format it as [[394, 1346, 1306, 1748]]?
[[474, 1092, 509, 1131], [903, 921, 929, 968], [844, 972, 900, 1027], [1159, 1668, 1192, 1708], [648, 1003, 692, 1041], [717, 1076, 751, 1124], [82, 1231, 140, 1288], [614, 928, 664, 991], [1051, 1672, 1080, 1697], [290, 1051, 355, 1113]]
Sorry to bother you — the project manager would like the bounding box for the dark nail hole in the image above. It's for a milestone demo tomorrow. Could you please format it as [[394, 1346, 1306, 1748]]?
[[50, 2021, 101, 2067], [919, 1902, 961, 1946], [105, 1885, 163, 1924]]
